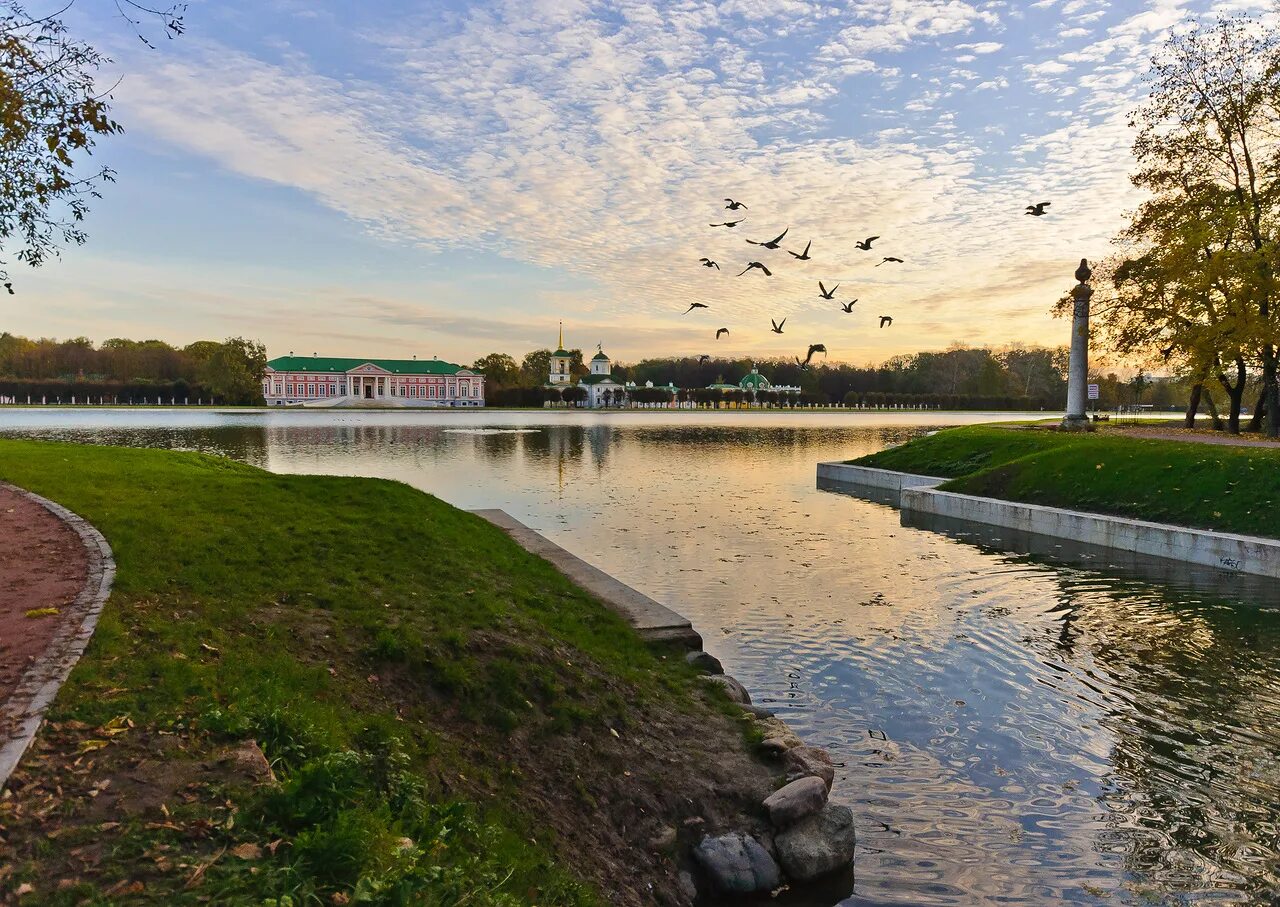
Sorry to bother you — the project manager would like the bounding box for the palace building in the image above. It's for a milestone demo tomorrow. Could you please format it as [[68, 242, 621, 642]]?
[[263, 355, 484, 407]]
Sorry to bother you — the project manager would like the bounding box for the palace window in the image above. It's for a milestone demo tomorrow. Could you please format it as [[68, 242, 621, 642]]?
[[274, 383, 282, 395], [287, 384, 294, 395]]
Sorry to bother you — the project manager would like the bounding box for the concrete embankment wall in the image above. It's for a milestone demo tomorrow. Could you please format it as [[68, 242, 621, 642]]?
[[816, 462, 946, 490], [821, 464, 1280, 580]]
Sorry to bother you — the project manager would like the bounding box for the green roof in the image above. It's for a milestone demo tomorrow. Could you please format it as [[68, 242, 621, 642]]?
[[591, 350, 610, 361], [266, 356, 474, 376], [707, 383, 739, 391], [552, 348, 571, 358], [579, 374, 621, 385], [739, 371, 771, 389]]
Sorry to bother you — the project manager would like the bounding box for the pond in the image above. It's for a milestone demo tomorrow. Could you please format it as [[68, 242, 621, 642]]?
[[3, 408, 1278, 906]]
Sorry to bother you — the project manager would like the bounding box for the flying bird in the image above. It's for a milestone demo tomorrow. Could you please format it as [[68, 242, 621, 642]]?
[[877, 257, 904, 267], [699, 257, 720, 269], [698, 354, 711, 364], [1160, 344, 1175, 361], [3, 282, 11, 295], [855, 236, 880, 251], [879, 316, 893, 328], [724, 198, 748, 210], [1025, 202, 1051, 217], [746, 227, 789, 249], [801, 343, 827, 366], [737, 261, 773, 277], [683, 303, 709, 314], [839, 299, 858, 313], [770, 318, 786, 334], [710, 219, 745, 228], [818, 281, 838, 299], [716, 328, 729, 340], [789, 240, 813, 260]]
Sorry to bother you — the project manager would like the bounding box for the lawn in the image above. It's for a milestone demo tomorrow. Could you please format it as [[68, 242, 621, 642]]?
[[0, 440, 770, 905], [853, 425, 1280, 538]]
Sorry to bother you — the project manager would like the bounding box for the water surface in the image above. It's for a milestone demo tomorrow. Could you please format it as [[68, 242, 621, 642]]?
[[3, 408, 1278, 906]]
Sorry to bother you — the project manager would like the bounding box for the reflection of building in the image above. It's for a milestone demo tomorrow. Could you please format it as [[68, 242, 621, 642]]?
[[263, 355, 484, 407]]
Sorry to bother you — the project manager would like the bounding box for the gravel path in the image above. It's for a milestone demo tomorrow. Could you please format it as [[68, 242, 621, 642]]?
[[1112, 426, 1280, 449], [0, 485, 87, 704]]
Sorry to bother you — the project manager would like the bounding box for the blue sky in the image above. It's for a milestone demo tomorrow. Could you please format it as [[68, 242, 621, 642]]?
[[9, 0, 1275, 366]]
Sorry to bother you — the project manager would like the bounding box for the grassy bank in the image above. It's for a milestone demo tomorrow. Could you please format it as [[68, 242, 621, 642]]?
[[854, 425, 1280, 538], [0, 440, 774, 905]]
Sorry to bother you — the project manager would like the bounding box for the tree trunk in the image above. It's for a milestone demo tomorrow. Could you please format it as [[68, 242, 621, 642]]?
[[1217, 358, 1247, 434], [1203, 388, 1225, 431], [1185, 382, 1203, 428], [1246, 389, 1267, 434], [1263, 344, 1280, 439]]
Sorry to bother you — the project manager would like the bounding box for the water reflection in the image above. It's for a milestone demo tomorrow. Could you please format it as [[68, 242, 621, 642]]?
[[2, 409, 1278, 905]]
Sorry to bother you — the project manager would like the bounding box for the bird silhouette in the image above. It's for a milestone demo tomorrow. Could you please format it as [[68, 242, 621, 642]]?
[[1160, 344, 1175, 361], [710, 219, 745, 228], [699, 257, 720, 270], [716, 328, 729, 340], [698, 354, 711, 364], [1025, 202, 1051, 216], [3, 282, 11, 295], [855, 236, 880, 251], [746, 227, 789, 249], [737, 261, 772, 277], [879, 316, 893, 328], [839, 299, 858, 313], [683, 303, 709, 314], [876, 257, 903, 267], [724, 198, 748, 210], [770, 318, 786, 334], [795, 356, 809, 371], [818, 281, 838, 299], [789, 240, 812, 260], [801, 343, 827, 366]]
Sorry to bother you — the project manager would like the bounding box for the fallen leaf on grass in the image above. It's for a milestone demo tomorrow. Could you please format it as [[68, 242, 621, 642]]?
[[230, 843, 262, 860], [77, 739, 110, 754]]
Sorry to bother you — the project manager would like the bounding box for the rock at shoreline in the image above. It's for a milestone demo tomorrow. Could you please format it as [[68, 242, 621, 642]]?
[[743, 704, 775, 719], [763, 776, 828, 829], [702, 674, 752, 705], [685, 650, 724, 675], [693, 832, 781, 894], [775, 804, 857, 882], [784, 745, 835, 791]]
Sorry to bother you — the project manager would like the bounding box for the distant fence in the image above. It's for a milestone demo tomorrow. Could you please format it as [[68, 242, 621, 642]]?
[[0, 379, 217, 406]]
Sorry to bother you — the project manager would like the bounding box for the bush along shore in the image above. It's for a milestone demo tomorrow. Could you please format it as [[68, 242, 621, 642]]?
[[853, 424, 1280, 539], [0, 440, 853, 905]]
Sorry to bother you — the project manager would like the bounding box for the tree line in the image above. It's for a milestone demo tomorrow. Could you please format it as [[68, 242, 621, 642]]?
[[0, 334, 267, 404], [475, 345, 1090, 409]]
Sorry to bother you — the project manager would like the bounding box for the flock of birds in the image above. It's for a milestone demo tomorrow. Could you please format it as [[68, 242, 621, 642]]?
[[684, 197, 1052, 369]]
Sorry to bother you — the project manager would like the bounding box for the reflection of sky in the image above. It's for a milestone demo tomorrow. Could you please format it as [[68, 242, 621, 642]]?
[[4, 409, 1280, 905]]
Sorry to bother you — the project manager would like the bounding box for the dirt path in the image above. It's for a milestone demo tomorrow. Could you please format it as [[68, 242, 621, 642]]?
[[1110, 426, 1280, 449], [0, 485, 88, 706]]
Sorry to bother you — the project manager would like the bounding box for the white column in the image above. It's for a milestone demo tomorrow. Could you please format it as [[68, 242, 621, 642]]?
[[1062, 258, 1093, 430]]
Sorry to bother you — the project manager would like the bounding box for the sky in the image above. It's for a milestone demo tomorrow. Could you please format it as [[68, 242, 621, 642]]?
[[8, 0, 1278, 367]]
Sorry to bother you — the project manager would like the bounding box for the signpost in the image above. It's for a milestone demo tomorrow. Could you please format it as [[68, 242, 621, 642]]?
[[1087, 384, 1099, 400]]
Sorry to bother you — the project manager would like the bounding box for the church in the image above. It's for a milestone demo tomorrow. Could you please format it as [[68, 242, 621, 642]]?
[[548, 326, 627, 408]]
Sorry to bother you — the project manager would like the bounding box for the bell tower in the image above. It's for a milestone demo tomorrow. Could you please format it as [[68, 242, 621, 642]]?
[[550, 322, 572, 385]]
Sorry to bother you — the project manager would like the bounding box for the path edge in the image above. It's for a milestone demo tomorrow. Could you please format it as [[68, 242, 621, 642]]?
[[0, 482, 115, 790]]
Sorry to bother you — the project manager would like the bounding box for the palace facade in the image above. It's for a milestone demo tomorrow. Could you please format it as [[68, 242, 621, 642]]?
[[263, 355, 484, 407]]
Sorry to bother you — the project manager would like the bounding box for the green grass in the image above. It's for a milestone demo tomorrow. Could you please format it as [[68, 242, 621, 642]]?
[[853, 425, 1280, 538], [0, 440, 745, 905]]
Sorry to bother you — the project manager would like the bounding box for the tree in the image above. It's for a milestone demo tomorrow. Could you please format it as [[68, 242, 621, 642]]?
[[200, 337, 266, 405], [561, 385, 587, 407], [473, 352, 519, 388], [1104, 16, 1280, 435], [521, 349, 553, 385], [1, 2, 185, 288]]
